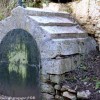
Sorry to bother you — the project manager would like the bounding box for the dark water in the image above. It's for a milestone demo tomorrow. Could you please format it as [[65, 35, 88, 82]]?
[[0, 29, 40, 99], [51, 0, 72, 3]]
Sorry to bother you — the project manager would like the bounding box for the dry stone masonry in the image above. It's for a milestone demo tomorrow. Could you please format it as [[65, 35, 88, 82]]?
[[69, 0, 100, 50], [0, 6, 97, 99]]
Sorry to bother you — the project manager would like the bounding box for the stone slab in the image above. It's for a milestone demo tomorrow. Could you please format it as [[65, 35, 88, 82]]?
[[41, 26, 86, 34], [41, 38, 85, 58], [63, 91, 76, 100], [29, 16, 75, 26], [41, 55, 81, 74], [26, 7, 70, 18]]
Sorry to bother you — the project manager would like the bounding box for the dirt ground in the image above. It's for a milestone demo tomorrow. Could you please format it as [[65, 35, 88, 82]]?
[[63, 51, 100, 100]]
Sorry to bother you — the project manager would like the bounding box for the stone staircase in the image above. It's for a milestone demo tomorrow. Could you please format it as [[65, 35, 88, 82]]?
[[27, 7, 87, 39], [24, 8, 97, 99], [24, 7, 96, 75]]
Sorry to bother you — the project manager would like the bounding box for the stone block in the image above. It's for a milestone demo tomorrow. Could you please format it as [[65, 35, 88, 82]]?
[[63, 91, 76, 100], [97, 23, 100, 28], [50, 74, 65, 84], [42, 93, 54, 100], [41, 83, 55, 94], [40, 74, 50, 83], [77, 90, 91, 99], [41, 54, 83, 75], [54, 85, 61, 90], [41, 58, 72, 74], [41, 39, 80, 59], [29, 15, 74, 26]]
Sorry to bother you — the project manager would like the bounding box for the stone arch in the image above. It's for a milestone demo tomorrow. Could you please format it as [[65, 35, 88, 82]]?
[[0, 29, 41, 98]]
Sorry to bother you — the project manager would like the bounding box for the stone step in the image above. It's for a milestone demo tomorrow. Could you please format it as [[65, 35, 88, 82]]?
[[41, 54, 81, 74], [41, 38, 87, 59], [41, 37, 96, 59], [26, 7, 71, 18], [41, 26, 88, 38], [29, 16, 76, 26]]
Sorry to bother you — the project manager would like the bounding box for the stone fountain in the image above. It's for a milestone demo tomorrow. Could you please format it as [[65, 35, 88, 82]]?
[[0, 6, 97, 99]]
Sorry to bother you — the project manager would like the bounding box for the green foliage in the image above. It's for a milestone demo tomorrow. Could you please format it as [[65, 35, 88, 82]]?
[[82, 76, 90, 82], [0, 12, 4, 20], [7, 0, 17, 10], [26, 1, 42, 8], [0, 0, 9, 7], [95, 80, 100, 89], [42, 0, 50, 5], [79, 63, 88, 71], [0, 0, 17, 20], [0, 0, 42, 20]]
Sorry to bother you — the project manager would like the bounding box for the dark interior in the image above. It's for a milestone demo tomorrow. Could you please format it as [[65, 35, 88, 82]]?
[[50, 0, 73, 3]]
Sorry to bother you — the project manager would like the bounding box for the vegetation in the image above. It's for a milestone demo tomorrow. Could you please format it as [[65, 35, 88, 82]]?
[[0, 0, 17, 20], [0, 0, 83, 20], [0, 0, 42, 20]]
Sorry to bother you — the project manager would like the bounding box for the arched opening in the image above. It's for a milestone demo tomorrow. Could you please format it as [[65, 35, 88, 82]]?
[[50, 0, 73, 3], [0, 29, 40, 98]]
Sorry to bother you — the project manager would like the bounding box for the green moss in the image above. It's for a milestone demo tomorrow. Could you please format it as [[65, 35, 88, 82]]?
[[8, 43, 28, 80], [95, 80, 100, 89], [0, 29, 40, 96]]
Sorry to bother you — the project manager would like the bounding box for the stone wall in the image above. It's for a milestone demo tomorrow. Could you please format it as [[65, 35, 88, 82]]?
[[69, 0, 100, 46]]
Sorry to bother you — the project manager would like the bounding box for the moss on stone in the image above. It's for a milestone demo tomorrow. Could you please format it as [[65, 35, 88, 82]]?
[[0, 29, 40, 96]]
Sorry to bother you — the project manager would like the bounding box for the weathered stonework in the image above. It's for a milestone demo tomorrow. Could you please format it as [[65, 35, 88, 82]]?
[[0, 6, 97, 99], [44, 1, 100, 50], [70, 0, 100, 50]]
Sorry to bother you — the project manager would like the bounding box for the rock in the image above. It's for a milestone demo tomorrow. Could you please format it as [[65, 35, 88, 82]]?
[[55, 95, 64, 100], [55, 95, 60, 99], [67, 88, 76, 94], [50, 74, 64, 84], [42, 93, 54, 100], [98, 90, 100, 93], [97, 23, 100, 28], [84, 82, 87, 85], [41, 74, 50, 83], [63, 91, 76, 100], [77, 90, 91, 99], [96, 30, 100, 34], [61, 85, 76, 93], [54, 85, 61, 90], [61, 85, 70, 91], [41, 83, 55, 94]]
